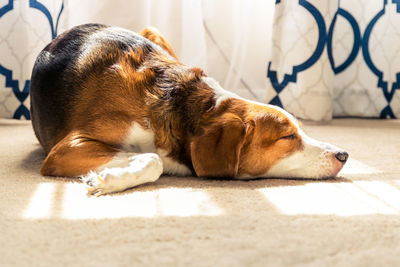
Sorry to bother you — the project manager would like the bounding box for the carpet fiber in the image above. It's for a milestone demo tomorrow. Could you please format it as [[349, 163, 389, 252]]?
[[1, 118, 400, 267]]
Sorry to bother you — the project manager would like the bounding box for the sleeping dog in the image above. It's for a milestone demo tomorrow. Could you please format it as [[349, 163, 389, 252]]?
[[30, 24, 348, 196]]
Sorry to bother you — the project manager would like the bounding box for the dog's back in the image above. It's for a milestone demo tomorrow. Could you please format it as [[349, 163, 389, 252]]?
[[30, 23, 159, 153]]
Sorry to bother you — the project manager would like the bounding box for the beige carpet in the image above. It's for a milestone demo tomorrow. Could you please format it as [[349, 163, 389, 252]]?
[[1, 118, 400, 267]]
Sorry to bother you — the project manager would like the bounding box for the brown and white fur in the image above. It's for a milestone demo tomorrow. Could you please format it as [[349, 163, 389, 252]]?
[[30, 24, 348, 196]]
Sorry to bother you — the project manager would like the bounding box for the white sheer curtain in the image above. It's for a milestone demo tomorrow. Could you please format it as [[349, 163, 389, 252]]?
[[64, 0, 276, 101]]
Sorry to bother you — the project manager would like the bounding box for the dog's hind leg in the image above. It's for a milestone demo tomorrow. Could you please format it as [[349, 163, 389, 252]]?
[[41, 132, 163, 196]]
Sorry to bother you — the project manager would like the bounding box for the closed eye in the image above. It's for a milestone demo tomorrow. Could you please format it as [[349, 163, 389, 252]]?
[[280, 134, 297, 140]]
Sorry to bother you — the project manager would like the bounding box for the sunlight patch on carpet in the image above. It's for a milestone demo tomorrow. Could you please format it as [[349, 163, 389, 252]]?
[[24, 183, 56, 219], [23, 183, 224, 219], [340, 158, 382, 175], [354, 181, 400, 211], [259, 181, 400, 216], [61, 184, 224, 219]]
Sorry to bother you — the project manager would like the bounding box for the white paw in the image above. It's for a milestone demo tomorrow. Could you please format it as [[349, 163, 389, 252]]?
[[82, 153, 163, 196], [82, 171, 116, 196]]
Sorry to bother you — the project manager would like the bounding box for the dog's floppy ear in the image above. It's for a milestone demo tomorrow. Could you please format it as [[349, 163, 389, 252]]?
[[190, 113, 250, 177]]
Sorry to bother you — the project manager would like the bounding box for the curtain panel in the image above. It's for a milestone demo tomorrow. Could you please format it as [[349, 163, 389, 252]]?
[[0, 0, 66, 119], [267, 0, 400, 120]]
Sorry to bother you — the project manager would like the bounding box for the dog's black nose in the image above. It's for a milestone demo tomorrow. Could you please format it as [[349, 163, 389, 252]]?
[[335, 151, 349, 163]]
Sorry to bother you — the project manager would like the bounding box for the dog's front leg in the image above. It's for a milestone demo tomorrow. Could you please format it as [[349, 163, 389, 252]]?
[[41, 132, 163, 196], [83, 152, 163, 196]]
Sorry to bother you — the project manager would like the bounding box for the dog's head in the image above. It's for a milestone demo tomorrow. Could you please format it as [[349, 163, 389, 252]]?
[[190, 84, 348, 179]]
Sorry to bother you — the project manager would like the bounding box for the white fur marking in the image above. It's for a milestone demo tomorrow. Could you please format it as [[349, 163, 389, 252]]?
[[122, 122, 157, 153], [122, 122, 192, 176], [157, 149, 192, 176], [202, 77, 243, 107], [262, 105, 345, 179], [265, 133, 344, 179]]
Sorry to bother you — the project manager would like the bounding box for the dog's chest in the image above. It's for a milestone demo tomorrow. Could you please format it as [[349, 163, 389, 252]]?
[[122, 123, 192, 176]]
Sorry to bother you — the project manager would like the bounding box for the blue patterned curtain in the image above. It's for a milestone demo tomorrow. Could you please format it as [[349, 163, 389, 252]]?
[[0, 0, 64, 119], [267, 0, 400, 120]]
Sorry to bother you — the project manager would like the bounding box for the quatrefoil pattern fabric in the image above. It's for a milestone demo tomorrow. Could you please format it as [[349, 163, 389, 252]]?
[[267, 0, 400, 120], [0, 0, 65, 119]]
